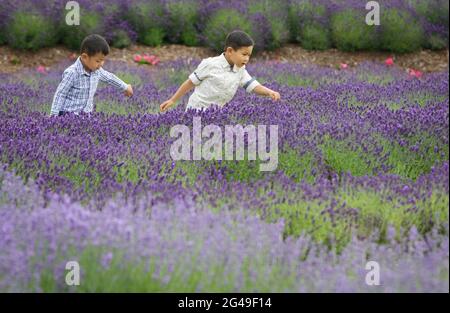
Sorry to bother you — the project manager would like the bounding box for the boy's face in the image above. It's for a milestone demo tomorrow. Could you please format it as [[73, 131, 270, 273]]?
[[226, 46, 253, 68], [80, 52, 106, 72]]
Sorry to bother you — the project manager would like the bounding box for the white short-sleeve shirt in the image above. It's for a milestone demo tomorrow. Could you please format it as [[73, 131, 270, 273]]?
[[186, 53, 260, 111]]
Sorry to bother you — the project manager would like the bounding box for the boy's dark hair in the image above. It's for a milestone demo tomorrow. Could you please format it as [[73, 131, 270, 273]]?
[[224, 30, 254, 51], [80, 34, 110, 56]]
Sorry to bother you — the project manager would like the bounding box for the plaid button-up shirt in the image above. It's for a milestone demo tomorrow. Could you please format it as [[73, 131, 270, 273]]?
[[50, 57, 128, 115]]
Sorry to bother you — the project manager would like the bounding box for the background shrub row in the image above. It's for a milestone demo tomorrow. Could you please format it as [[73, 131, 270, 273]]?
[[0, 0, 448, 53]]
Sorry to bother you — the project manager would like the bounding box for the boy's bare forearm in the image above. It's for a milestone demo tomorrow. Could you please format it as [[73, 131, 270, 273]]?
[[160, 79, 195, 112], [253, 85, 273, 96], [252, 84, 280, 101], [170, 79, 195, 102]]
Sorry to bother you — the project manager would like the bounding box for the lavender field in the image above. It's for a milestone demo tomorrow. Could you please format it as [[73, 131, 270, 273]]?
[[0, 58, 448, 292]]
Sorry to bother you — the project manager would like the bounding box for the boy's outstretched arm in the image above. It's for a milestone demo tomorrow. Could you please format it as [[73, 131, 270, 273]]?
[[98, 68, 133, 97], [252, 85, 281, 101], [160, 79, 195, 112]]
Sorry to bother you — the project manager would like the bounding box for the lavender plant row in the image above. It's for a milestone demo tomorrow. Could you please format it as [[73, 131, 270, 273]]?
[[0, 59, 448, 291], [0, 0, 447, 51], [0, 167, 448, 292]]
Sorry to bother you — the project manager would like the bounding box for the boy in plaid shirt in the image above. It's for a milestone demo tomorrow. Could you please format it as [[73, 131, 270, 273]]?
[[50, 34, 133, 116]]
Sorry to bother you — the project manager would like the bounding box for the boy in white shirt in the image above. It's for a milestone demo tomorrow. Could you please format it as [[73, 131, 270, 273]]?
[[160, 31, 280, 112]]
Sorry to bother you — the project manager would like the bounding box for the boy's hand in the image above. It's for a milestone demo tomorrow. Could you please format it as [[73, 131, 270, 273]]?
[[124, 84, 133, 97], [268, 90, 280, 101], [160, 99, 175, 112]]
